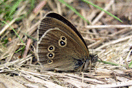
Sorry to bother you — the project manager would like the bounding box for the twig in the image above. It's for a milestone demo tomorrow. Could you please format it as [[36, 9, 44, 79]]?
[[85, 25, 132, 29], [23, 39, 32, 58], [33, 0, 47, 14], [96, 35, 132, 50], [0, 18, 17, 36], [88, 38, 105, 49], [95, 80, 132, 88]]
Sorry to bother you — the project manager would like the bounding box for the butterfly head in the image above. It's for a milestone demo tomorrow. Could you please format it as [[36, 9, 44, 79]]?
[[83, 54, 98, 71]]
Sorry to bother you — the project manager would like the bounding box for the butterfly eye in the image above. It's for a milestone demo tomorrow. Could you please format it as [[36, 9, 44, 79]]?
[[47, 59, 53, 64], [48, 45, 55, 51], [47, 52, 55, 59]]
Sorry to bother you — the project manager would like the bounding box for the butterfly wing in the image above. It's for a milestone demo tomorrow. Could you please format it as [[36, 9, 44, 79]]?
[[37, 28, 88, 71], [38, 13, 89, 57]]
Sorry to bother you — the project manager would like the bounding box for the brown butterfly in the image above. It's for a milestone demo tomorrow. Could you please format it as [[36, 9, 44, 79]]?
[[37, 12, 97, 71]]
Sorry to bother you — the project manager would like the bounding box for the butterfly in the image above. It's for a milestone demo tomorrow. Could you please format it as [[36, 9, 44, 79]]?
[[37, 12, 98, 71]]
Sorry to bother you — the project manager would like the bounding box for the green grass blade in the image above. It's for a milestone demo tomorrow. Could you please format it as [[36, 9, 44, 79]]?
[[30, 0, 35, 10], [22, 32, 37, 41], [98, 60, 119, 66], [82, 0, 123, 22], [2, 20, 25, 53], [15, 46, 25, 53], [58, 0, 90, 24], [27, 0, 35, 15], [16, 15, 26, 21], [128, 61, 132, 68], [9, 0, 23, 16], [2, 20, 24, 43]]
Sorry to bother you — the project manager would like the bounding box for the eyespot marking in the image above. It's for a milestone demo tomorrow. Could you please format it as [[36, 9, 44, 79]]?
[[60, 36, 67, 41], [47, 52, 55, 59], [62, 37, 65, 40], [49, 53, 53, 57], [48, 45, 55, 52], [47, 59, 53, 64], [49, 46, 53, 50], [60, 41, 65, 46], [58, 40, 67, 47]]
